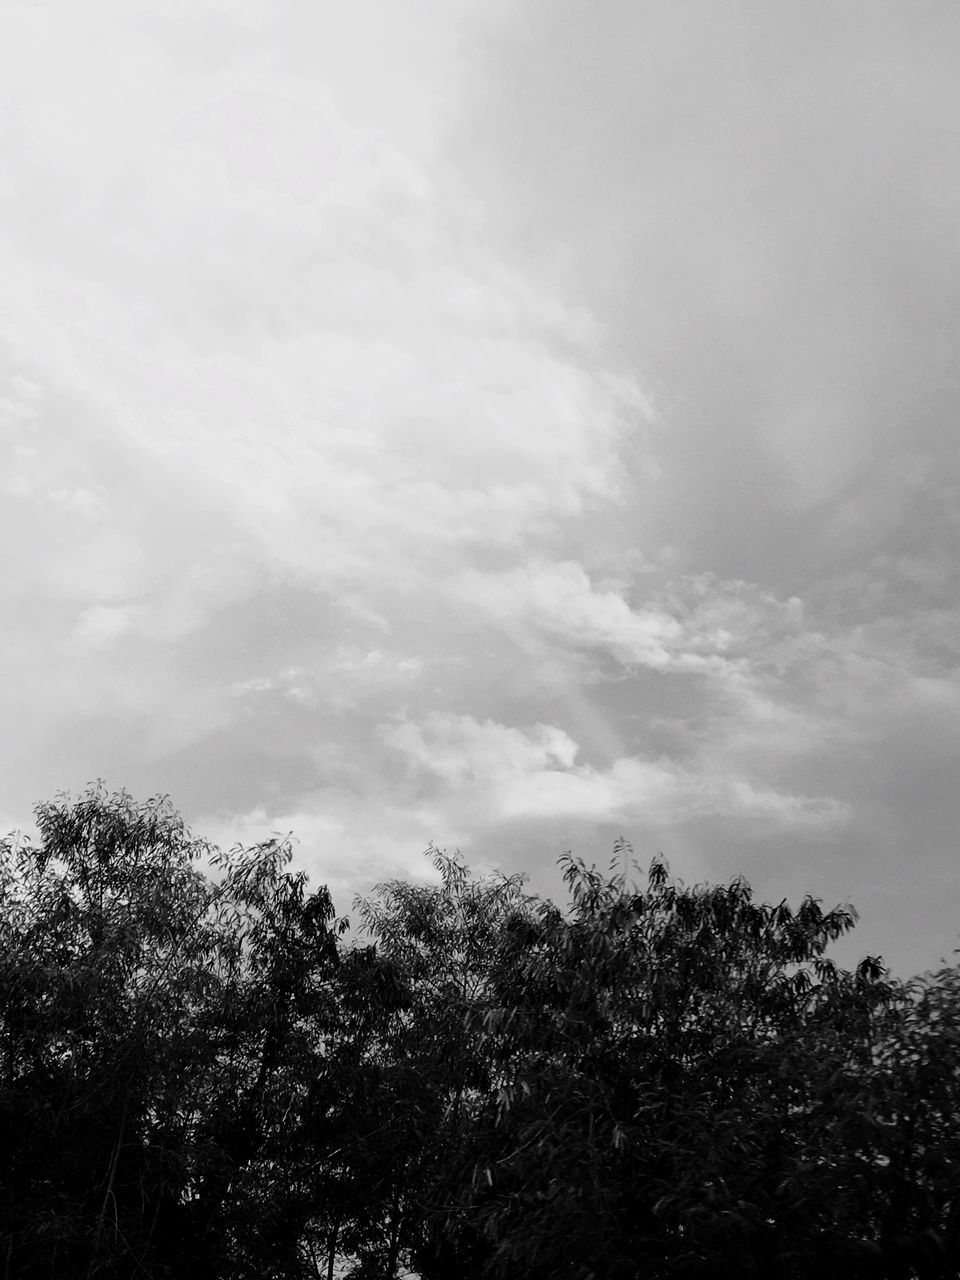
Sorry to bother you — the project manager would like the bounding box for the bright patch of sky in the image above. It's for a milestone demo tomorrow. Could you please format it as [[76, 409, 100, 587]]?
[[2, 0, 959, 976]]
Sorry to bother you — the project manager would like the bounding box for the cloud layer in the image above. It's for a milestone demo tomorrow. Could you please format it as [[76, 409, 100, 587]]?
[[1, 1, 958, 977]]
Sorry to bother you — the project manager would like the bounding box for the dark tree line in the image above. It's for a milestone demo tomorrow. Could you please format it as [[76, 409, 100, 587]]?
[[0, 785, 958, 1278]]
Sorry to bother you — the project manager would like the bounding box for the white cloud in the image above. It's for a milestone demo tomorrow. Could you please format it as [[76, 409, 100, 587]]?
[[228, 651, 426, 716], [381, 713, 579, 786], [0, 0, 655, 830], [454, 559, 754, 674], [72, 604, 137, 647], [496, 757, 849, 830], [381, 711, 848, 834], [1, 0, 956, 982], [230, 668, 315, 705], [0, 42, 647, 605]]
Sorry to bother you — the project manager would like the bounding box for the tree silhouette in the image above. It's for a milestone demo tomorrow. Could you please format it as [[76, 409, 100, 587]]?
[[1, 793, 958, 1279]]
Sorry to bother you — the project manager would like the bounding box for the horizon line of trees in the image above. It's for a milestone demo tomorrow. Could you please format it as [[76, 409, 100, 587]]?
[[1, 784, 958, 1279]]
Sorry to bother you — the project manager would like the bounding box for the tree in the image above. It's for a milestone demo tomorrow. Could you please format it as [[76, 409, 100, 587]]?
[[372, 844, 918, 1279], [3, 792, 958, 1279], [0, 785, 348, 1279], [347, 846, 538, 1280], [863, 956, 960, 1278]]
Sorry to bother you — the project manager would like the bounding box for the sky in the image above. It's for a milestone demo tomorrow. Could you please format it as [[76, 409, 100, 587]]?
[[1, 0, 958, 978]]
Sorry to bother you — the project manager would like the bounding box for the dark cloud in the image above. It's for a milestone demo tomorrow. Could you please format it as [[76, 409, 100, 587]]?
[[441, 1, 960, 974]]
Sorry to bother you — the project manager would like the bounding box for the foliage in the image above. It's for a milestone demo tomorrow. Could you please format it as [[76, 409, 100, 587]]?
[[1, 791, 958, 1279], [0, 785, 350, 1278], [446, 847, 903, 1278]]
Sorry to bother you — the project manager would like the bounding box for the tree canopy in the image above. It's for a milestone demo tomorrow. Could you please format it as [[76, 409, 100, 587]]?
[[0, 786, 957, 1278]]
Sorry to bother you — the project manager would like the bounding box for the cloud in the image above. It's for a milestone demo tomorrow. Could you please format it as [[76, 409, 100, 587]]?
[[0, 83, 647, 616], [0, 0, 650, 836], [380, 711, 848, 834], [455, 561, 688, 671], [453, 559, 812, 687], [72, 605, 137, 647], [381, 713, 580, 785], [1, 1, 958, 979], [229, 650, 425, 713], [496, 758, 849, 830], [448, 0, 960, 574]]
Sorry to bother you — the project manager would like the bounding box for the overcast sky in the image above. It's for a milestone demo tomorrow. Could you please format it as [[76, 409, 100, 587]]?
[[2, 0, 958, 977]]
